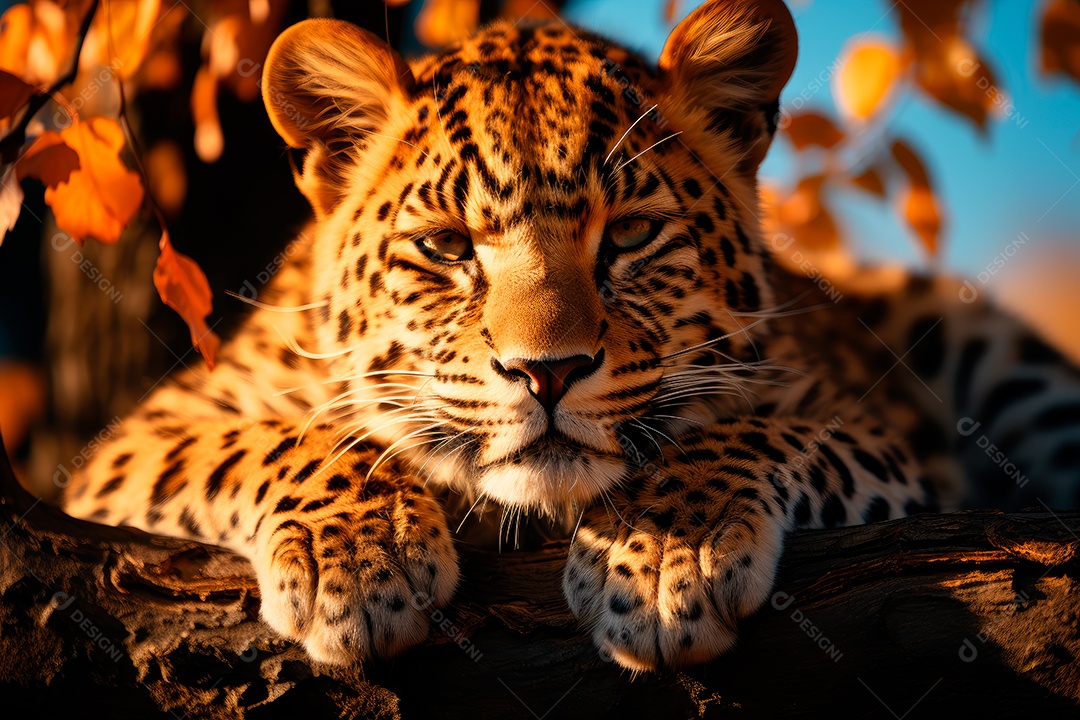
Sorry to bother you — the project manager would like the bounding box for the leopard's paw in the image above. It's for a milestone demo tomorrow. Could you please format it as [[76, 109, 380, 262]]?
[[564, 501, 784, 671], [252, 481, 459, 664]]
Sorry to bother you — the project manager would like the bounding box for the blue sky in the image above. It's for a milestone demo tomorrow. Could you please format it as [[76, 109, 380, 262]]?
[[565, 0, 1080, 281]]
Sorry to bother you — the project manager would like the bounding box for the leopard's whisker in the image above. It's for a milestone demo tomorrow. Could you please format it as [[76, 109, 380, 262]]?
[[631, 417, 687, 456], [366, 425, 447, 481], [626, 419, 665, 457], [424, 437, 478, 488], [415, 428, 474, 474], [224, 289, 326, 313], [455, 492, 487, 535], [317, 413, 444, 479], [366, 130, 431, 160], [604, 103, 658, 166], [612, 131, 683, 174], [656, 316, 770, 362]]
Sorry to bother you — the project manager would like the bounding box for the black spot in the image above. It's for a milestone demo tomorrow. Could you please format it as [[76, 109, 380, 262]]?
[[859, 298, 889, 328], [376, 201, 392, 221], [725, 278, 740, 307], [909, 418, 947, 458], [655, 477, 686, 496], [614, 564, 633, 578], [337, 310, 352, 343], [918, 477, 941, 513], [955, 338, 988, 412], [712, 195, 727, 221], [862, 496, 891, 523], [1052, 442, 1080, 470], [178, 506, 202, 538], [1019, 334, 1060, 364], [94, 475, 126, 498], [851, 449, 889, 485], [206, 449, 246, 501], [818, 444, 856, 496], [741, 432, 786, 464], [293, 460, 321, 484], [263, 437, 297, 466], [651, 508, 676, 530], [301, 497, 334, 513], [908, 316, 945, 378], [685, 490, 708, 504], [274, 496, 301, 513], [904, 499, 928, 515], [608, 595, 633, 615], [718, 236, 736, 266], [739, 273, 760, 311], [979, 378, 1047, 429], [819, 493, 846, 528], [150, 460, 186, 504], [325, 474, 352, 492], [1036, 404, 1080, 431], [682, 178, 702, 198], [165, 436, 197, 461]]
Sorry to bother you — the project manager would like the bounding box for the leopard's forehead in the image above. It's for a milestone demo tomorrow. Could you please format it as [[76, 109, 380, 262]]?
[[404, 22, 661, 185]]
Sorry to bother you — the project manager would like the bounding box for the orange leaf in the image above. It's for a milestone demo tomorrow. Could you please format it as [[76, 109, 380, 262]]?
[[0, 70, 35, 121], [192, 65, 223, 163], [834, 38, 903, 122], [784, 111, 845, 150], [1041, 0, 1080, 84], [776, 175, 842, 252], [45, 117, 144, 243], [91, 0, 162, 80], [17, 131, 80, 187], [899, 186, 942, 255], [847, 165, 887, 198], [891, 139, 943, 254], [898, 0, 999, 134], [0, 4, 32, 77], [891, 138, 931, 188], [664, 0, 680, 23], [416, 0, 480, 47], [1, 165, 24, 246], [153, 230, 220, 368]]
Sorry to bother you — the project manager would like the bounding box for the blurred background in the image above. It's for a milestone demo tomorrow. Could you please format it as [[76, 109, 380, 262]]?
[[0, 0, 1077, 496]]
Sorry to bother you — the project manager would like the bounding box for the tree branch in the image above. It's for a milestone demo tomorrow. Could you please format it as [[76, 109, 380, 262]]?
[[0, 435, 1077, 718]]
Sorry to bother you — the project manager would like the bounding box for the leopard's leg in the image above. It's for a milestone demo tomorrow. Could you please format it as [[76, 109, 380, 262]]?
[[564, 415, 927, 671], [63, 414, 459, 664]]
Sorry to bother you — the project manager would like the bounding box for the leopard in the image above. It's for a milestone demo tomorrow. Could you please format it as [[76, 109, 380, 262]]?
[[62, 0, 1080, 672]]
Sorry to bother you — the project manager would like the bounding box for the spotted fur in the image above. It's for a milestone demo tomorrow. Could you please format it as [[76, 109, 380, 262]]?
[[62, 0, 1080, 671]]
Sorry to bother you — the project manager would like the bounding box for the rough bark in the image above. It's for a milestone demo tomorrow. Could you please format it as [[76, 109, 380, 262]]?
[[1, 437, 1077, 719]]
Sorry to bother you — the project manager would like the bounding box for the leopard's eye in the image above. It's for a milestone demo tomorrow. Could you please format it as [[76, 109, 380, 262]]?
[[606, 217, 663, 251], [417, 232, 473, 263]]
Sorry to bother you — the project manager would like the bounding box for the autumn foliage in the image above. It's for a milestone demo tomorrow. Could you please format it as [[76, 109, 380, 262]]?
[[0, 0, 1078, 368]]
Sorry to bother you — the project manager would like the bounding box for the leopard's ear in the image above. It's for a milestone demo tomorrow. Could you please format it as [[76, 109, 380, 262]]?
[[262, 19, 415, 214], [659, 0, 797, 172]]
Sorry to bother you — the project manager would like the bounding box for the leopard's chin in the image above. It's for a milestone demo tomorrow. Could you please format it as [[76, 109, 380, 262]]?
[[476, 439, 627, 514]]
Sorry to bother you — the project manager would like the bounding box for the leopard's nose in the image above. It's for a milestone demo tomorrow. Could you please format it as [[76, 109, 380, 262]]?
[[494, 351, 604, 413]]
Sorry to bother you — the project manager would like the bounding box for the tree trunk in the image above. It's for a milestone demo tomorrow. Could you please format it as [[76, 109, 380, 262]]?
[[1, 438, 1077, 719]]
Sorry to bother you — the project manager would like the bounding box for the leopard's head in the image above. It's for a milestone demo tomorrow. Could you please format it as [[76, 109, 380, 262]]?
[[262, 0, 797, 515]]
